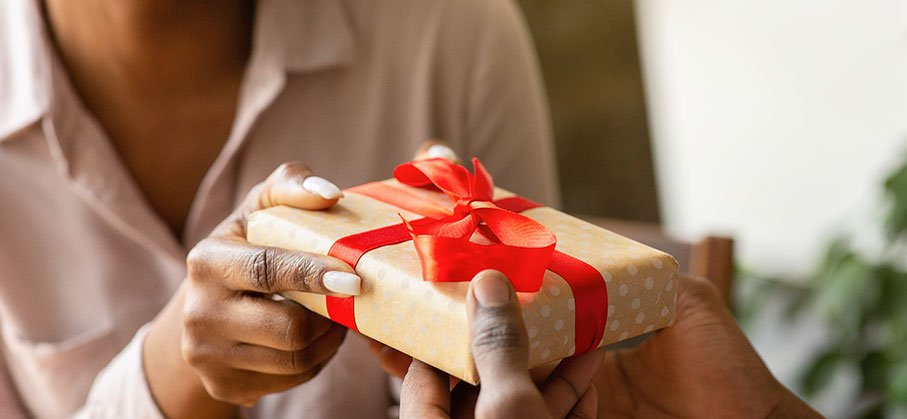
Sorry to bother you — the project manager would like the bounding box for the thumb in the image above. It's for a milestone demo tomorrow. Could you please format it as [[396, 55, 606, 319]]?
[[255, 162, 343, 211], [221, 162, 343, 237], [400, 360, 452, 419], [414, 141, 459, 163], [467, 270, 533, 388]]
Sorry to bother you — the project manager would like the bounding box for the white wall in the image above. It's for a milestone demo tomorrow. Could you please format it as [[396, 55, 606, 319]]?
[[635, 0, 907, 277]]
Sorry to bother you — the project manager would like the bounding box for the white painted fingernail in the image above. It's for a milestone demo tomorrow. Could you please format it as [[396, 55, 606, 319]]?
[[426, 144, 458, 162], [302, 176, 343, 200], [323, 271, 361, 295]]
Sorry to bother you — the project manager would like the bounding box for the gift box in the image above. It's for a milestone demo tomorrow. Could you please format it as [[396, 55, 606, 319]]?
[[246, 158, 678, 384]]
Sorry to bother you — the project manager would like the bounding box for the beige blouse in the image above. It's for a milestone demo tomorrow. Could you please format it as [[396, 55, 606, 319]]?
[[0, 0, 558, 417]]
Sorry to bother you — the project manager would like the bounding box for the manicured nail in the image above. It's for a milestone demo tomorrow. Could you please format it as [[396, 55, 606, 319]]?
[[426, 144, 458, 162], [472, 272, 511, 307], [303, 176, 343, 200], [323, 271, 361, 295]]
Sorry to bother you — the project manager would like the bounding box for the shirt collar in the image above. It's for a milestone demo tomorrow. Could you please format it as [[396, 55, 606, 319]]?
[[0, 0, 52, 142], [0, 0, 356, 143]]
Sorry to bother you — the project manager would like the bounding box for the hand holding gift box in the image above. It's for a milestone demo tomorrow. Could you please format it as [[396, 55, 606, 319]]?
[[247, 157, 678, 384]]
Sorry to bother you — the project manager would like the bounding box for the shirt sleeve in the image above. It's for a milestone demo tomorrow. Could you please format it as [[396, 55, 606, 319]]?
[[462, 0, 561, 208], [72, 324, 165, 419]]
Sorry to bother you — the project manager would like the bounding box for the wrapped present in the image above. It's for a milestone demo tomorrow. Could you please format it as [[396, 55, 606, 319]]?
[[246, 158, 678, 384]]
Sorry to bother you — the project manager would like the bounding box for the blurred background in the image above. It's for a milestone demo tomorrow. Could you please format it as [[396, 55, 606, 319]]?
[[517, 1, 907, 417]]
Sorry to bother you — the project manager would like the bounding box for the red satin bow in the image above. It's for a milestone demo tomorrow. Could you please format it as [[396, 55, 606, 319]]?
[[393, 158, 557, 292]]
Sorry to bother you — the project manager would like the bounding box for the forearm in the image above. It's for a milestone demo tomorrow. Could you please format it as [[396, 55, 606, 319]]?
[[143, 284, 237, 419]]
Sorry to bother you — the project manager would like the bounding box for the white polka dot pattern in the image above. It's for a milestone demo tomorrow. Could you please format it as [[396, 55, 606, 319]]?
[[247, 185, 678, 385]]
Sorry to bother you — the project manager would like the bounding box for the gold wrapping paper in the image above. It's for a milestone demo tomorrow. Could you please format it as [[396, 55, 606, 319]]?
[[246, 180, 678, 384]]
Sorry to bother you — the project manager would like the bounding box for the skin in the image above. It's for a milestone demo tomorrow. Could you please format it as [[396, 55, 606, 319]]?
[[401, 270, 604, 419], [39, 0, 821, 416], [43, 2, 356, 417], [398, 273, 824, 418], [143, 162, 355, 417], [42, 0, 254, 237], [590, 274, 822, 418]]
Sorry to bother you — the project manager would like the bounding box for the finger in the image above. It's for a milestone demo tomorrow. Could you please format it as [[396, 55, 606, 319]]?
[[183, 289, 334, 352], [540, 348, 604, 418], [221, 297, 334, 351], [373, 343, 413, 379], [227, 325, 347, 375], [676, 273, 730, 317], [215, 162, 343, 238], [187, 237, 361, 296], [414, 141, 459, 162], [256, 162, 342, 211], [466, 270, 533, 387], [449, 377, 461, 391], [367, 340, 411, 378], [202, 359, 333, 406], [366, 338, 384, 355], [568, 384, 598, 419], [400, 360, 452, 419]]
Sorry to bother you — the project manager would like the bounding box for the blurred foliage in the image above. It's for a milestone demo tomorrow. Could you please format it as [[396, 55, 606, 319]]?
[[739, 155, 907, 418]]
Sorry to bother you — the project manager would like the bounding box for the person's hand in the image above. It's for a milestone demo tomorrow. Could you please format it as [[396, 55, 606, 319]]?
[[414, 140, 460, 163], [593, 273, 821, 418], [144, 163, 361, 418], [400, 270, 605, 419]]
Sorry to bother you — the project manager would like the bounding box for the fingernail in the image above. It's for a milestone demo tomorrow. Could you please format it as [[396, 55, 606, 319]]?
[[323, 271, 361, 295], [472, 273, 511, 307], [426, 144, 458, 162], [302, 176, 343, 200]]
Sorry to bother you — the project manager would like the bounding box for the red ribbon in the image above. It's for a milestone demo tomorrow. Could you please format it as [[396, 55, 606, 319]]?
[[393, 158, 557, 292], [325, 158, 607, 354]]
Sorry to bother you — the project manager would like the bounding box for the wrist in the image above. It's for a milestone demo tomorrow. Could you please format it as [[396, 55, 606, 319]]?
[[144, 286, 238, 419]]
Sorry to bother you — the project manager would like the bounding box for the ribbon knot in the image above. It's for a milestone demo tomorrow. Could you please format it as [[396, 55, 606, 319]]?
[[455, 198, 484, 209], [393, 158, 557, 292]]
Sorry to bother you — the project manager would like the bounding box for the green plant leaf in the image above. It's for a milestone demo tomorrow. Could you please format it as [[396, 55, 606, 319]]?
[[860, 404, 885, 419], [745, 146, 907, 415], [884, 155, 907, 238], [800, 348, 844, 396], [876, 265, 907, 320], [861, 350, 888, 393], [885, 404, 907, 419], [781, 285, 813, 320], [733, 277, 774, 325], [813, 249, 873, 328], [859, 404, 885, 419], [889, 363, 907, 407]]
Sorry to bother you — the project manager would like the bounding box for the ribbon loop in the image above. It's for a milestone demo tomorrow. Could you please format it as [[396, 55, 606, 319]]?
[[393, 158, 556, 292], [328, 160, 610, 355]]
